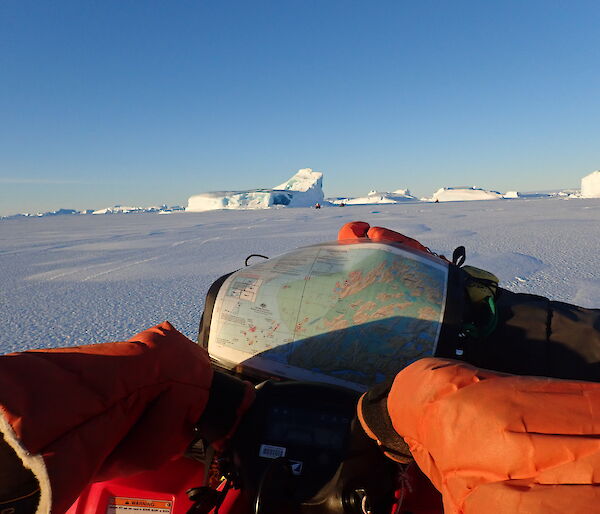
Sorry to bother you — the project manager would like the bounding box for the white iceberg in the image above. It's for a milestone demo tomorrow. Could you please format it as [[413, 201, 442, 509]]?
[[426, 187, 503, 202], [186, 168, 324, 212], [581, 171, 600, 198], [93, 206, 145, 214], [91, 205, 184, 215], [330, 189, 417, 205]]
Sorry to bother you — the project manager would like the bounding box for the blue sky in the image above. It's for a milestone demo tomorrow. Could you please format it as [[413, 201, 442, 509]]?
[[1, 1, 599, 215]]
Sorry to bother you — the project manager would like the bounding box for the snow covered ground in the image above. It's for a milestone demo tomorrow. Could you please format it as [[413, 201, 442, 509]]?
[[1, 197, 599, 354]]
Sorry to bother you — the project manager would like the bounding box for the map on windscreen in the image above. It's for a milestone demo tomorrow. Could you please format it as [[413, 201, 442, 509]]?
[[207, 241, 448, 391]]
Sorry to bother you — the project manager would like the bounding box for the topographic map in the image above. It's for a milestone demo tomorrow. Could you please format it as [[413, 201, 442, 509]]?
[[208, 242, 448, 390]]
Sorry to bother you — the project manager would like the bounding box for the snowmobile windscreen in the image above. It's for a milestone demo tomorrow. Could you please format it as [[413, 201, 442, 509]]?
[[206, 240, 449, 392]]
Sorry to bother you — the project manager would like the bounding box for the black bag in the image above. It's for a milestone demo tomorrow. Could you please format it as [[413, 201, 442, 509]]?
[[460, 288, 600, 381]]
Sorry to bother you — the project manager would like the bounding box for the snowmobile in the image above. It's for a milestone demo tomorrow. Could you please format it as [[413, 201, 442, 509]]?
[[66, 225, 600, 514], [65, 382, 403, 514], [66, 237, 452, 514]]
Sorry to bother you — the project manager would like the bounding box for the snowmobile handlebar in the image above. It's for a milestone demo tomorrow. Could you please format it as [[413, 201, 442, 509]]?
[[227, 380, 400, 514]]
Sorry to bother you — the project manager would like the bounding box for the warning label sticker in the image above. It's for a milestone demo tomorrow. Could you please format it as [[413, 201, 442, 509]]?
[[259, 443, 286, 459], [107, 497, 173, 513]]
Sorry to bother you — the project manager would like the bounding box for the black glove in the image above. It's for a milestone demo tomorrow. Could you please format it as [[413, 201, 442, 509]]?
[[194, 370, 255, 449]]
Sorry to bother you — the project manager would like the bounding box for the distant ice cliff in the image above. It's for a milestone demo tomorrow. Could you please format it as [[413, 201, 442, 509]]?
[[186, 168, 325, 212]]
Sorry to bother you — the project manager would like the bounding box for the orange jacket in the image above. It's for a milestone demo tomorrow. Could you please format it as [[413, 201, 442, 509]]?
[[384, 358, 600, 514], [0, 322, 215, 513]]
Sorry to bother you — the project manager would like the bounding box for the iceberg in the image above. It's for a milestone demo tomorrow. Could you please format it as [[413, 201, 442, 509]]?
[[581, 171, 600, 198], [91, 205, 184, 215], [186, 168, 324, 212], [426, 187, 503, 202], [330, 189, 417, 205]]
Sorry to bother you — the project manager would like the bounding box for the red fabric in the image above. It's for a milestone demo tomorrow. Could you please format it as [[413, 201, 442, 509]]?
[[386, 358, 600, 514], [338, 221, 444, 260], [0, 321, 213, 513], [366, 226, 431, 255], [338, 221, 370, 240]]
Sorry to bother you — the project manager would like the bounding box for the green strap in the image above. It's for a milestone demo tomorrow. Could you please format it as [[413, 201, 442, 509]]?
[[462, 296, 498, 340], [481, 296, 498, 338]]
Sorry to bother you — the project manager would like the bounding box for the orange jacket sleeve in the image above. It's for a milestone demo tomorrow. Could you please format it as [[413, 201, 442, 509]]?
[[385, 358, 600, 514], [0, 321, 214, 513]]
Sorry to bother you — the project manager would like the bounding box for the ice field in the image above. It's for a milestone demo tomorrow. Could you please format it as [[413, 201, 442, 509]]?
[[1, 197, 598, 353]]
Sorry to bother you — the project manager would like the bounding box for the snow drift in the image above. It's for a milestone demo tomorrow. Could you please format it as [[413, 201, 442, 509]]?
[[581, 171, 600, 198], [186, 168, 325, 212]]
